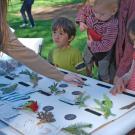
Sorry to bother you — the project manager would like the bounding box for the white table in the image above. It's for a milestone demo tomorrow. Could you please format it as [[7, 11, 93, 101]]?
[[0, 67, 135, 135]]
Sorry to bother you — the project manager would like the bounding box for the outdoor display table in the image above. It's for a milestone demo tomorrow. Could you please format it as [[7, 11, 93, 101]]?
[[18, 38, 43, 54], [0, 57, 135, 135]]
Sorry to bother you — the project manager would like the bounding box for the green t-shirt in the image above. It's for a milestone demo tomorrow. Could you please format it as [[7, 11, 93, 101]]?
[[48, 46, 86, 75]]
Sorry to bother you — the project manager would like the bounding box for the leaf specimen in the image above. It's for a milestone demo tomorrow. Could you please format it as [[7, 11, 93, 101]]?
[[48, 82, 65, 95], [94, 94, 115, 119], [20, 69, 42, 87], [61, 123, 92, 135], [1, 83, 18, 94], [75, 93, 90, 108], [37, 110, 56, 125], [14, 100, 38, 112], [0, 83, 9, 88]]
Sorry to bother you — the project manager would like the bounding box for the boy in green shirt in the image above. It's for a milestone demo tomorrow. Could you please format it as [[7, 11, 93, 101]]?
[[48, 17, 86, 75]]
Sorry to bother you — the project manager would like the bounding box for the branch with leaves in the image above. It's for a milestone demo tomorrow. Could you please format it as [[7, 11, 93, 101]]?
[[20, 69, 42, 87], [48, 82, 65, 95], [94, 94, 115, 119], [61, 123, 92, 135], [75, 92, 90, 108]]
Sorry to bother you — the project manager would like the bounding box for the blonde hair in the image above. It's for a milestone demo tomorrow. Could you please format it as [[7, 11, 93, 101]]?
[[95, 0, 118, 5], [0, 0, 9, 50], [94, 0, 119, 12]]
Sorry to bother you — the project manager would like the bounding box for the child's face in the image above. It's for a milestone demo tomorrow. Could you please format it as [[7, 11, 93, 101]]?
[[129, 32, 135, 48], [52, 27, 70, 48], [93, 4, 117, 21]]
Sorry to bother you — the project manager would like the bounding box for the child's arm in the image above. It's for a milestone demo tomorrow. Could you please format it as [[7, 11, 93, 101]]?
[[80, 22, 88, 32], [76, 5, 92, 30], [111, 60, 135, 95], [88, 19, 118, 53]]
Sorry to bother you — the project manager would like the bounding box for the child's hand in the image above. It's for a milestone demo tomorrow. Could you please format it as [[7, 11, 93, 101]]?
[[110, 78, 126, 95], [80, 22, 88, 31], [88, 35, 93, 41], [87, 39, 92, 48]]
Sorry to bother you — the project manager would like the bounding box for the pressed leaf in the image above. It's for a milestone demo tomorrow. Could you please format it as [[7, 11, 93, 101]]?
[[94, 94, 115, 119], [1, 83, 18, 94], [62, 123, 92, 135]]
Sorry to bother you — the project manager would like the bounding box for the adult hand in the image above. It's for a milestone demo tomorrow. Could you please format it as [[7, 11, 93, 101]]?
[[63, 73, 84, 86], [110, 78, 126, 95], [80, 22, 88, 32]]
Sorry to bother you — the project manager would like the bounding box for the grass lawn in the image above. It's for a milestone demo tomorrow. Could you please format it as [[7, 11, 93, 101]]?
[[8, 0, 87, 59]]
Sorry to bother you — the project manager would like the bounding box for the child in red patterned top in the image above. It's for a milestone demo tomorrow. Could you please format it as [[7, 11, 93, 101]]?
[[111, 19, 135, 95], [76, 0, 118, 83]]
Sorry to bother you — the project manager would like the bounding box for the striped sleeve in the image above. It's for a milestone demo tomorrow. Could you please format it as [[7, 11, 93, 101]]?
[[88, 19, 118, 53], [76, 5, 92, 24]]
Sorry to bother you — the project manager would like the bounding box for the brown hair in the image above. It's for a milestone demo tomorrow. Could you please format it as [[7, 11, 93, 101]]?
[[52, 17, 76, 39], [0, 0, 9, 50]]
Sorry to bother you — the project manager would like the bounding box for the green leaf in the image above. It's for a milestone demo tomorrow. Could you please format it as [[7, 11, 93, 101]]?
[[62, 123, 92, 135], [75, 93, 90, 108], [94, 94, 115, 119], [1, 83, 18, 94], [0, 83, 9, 88]]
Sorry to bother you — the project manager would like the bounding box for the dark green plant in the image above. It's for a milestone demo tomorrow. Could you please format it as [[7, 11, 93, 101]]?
[[75, 93, 90, 108], [61, 123, 92, 135], [1, 83, 18, 94], [94, 94, 115, 119], [48, 83, 65, 95], [20, 69, 42, 87]]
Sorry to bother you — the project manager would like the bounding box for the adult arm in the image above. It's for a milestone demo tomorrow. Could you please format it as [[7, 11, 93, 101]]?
[[3, 29, 65, 81], [111, 60, 135, 95], [115, 0, 135, 78]]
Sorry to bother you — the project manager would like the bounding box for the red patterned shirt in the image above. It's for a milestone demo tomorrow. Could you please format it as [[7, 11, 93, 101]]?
[[127, 52, 135, 91], [115, 0, 135, 77], [76, 5, 118, 53]]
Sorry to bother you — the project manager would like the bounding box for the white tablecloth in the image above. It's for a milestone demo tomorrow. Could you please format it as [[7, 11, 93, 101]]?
[[0, 68, 135, 135], [18, 38, 43, 54]]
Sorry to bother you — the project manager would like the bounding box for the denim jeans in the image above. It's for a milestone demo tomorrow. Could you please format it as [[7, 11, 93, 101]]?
[[20, 0, 35, 27]]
